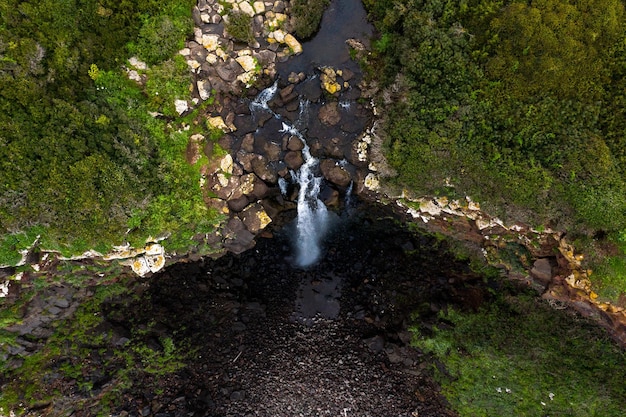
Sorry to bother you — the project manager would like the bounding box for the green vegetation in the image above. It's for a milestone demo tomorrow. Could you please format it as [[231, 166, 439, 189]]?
[[225, 11, 254, 44], [0, 0, 222, 263], [363, 0, 626, 297], [291, 0, 330, 40], [412, 290, 626, 416], [0, 276, 188, 414]]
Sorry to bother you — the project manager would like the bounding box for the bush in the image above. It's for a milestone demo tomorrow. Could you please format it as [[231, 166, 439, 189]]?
[[225, 11, 254, 44], [291, 0, 330, 40]]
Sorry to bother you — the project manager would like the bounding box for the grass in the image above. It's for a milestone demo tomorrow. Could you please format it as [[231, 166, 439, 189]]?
[[411, 289, 626, 416]]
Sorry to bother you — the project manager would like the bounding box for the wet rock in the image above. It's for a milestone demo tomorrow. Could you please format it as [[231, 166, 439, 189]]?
[[319, 186, 340, 207], [320, 159, 351, 188], [319, 102, 341, 126], [287, 135, 304, 151], [284, 151, 304, 170], [299, 78, 322, 102], [232, 114, 257, 135], [251, 155, 278, 183], [262, 140, 282, 161]]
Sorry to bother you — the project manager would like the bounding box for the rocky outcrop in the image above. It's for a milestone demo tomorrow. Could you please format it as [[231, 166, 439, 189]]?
[[357, 188, 626, 347], [180, 0, 304, 101]]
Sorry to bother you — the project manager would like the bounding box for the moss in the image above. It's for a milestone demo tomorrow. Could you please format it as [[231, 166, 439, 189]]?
[[412, 290, 626, 416]]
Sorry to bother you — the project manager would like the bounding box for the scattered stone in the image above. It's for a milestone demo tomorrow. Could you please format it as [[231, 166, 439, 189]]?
[[197, 80, 212, 101], [236, 55, 258, 73], [208, 116, 230, 132], [283, 34, 302, 54], [128, 56, 147, 70], [175, 100, 189, 115]]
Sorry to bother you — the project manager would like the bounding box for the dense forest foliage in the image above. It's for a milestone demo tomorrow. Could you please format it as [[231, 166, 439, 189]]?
[[362, 0, 626, 297], [0, 0, 219, 263], [363, 0, 626, 231]]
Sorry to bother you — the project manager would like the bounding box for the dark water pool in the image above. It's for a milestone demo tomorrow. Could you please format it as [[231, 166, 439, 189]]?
[[277, 0, 374, 78]]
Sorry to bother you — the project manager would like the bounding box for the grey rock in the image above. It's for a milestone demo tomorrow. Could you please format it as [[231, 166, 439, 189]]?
[[531, 258, 553, 284], [216, 59, 244, 83]]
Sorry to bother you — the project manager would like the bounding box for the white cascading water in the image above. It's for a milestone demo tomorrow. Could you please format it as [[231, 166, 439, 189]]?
[[250, 82, 330, 267]]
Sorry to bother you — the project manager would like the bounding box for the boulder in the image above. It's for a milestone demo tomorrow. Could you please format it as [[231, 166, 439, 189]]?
[[319, 102, 341, 126], [252, 1, 265, 14], [236, 55, 258, 73], [287, 135, 304, 151], [531, 258, 553, 285], [284, 34, 303, 54], [241, 133, 255, 153], [223, 218, 256, 254], [236, 150, 255, 172], [228, 195, 251, 212], [201, 34, 221, 51], [237, 173, 269, 200], [279, 84, 295, 101], [208, 116, 230, 132], [240, 203, 272, 234], [239, 1, 255, 16], [197, 79, 212, 101], [320, 159, 351, 188], [175, 100, 189, 115], [263, 141, 282, 161], [216, 59, 244, 82], [251, 155, 278, 183], [285, 151, 304, 170], [254, 49, 277, 67]]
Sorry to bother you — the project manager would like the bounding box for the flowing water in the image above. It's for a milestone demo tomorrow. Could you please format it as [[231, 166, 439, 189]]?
[[250, 84, 331, 267]]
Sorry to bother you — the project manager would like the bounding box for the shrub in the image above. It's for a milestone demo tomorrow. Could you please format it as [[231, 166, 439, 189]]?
[[291, 0, 330, 40], [225, 11, 254, 44]]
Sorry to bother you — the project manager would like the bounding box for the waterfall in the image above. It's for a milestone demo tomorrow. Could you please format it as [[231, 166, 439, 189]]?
[[250, 80, 278, 113], [251, 82, 330, 267], [280, 123, 329, 267]]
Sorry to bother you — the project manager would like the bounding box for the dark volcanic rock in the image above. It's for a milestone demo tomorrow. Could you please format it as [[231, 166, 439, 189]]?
[[319, 102, 341, 126], [284, 150, 304, 170], [320, 159, 352, 188]]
